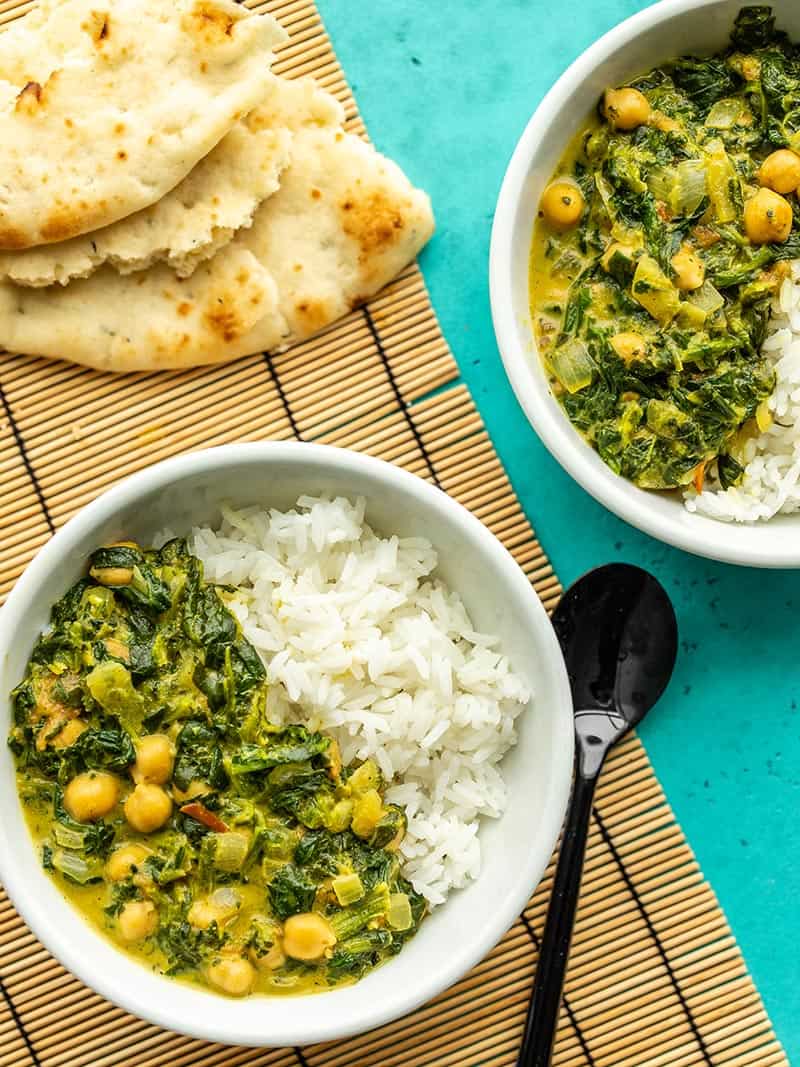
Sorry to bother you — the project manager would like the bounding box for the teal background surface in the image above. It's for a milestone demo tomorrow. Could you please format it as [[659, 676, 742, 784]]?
[[315, 0, 799, 1057]]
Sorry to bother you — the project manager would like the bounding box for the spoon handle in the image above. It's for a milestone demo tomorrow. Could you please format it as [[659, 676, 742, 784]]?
[[516, 768, 599, 1067]]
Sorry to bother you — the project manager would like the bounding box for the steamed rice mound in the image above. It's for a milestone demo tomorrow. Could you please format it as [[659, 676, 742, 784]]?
[[685, 262, 800, 522], [188, 496, 529, 907]]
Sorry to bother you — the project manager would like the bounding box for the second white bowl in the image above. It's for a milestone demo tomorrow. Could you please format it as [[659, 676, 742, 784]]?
[[490, 0, 800, 568]]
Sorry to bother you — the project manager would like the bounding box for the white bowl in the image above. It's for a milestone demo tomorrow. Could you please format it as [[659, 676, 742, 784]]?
[[490, 0, 800, 568], [0, 442, 573, 1047]]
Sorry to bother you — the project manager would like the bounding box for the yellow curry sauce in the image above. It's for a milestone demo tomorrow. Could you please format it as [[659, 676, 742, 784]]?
[[529, 5, 800, 491], [10, 540, 424, 997]]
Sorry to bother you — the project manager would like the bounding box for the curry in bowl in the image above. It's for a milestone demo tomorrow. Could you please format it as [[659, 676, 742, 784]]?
[[8, 539, 424, 998], [530, 5, 800, 495], [7, 488, 534, 1001]]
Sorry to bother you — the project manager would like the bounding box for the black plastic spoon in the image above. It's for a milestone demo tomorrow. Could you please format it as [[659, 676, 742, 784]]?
[[517, 563, 678, 1067]]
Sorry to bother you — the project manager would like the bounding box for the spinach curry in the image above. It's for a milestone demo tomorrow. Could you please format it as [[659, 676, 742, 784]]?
[[8, 540, 425, 998], [530, 6, 800, 490]]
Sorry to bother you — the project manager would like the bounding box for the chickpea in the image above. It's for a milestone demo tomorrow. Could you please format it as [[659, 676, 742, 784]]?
[[539, 181, 584, 230], [758, 149, 800, 195], [133, 734, 174, 785], [603, 87, 651, 131], [124, 783, 172, 833], [206, 956, 256, 997], [64, 771, 119, 822], [670, 246, 705, 291], [610, 332, 648, 364], [118, 899, 157, 942], [89, 565, 134, 586], [53, 718, 87, 749], [187, 899, 236, 931], [106, 843, 151, 882], [744, 187, 794, 244], [283, 913, 337, 962], [187, 900, 219, 930]]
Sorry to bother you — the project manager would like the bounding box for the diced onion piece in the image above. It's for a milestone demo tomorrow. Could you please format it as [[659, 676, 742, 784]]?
[[52, 849, 99, 885], [705, 98, 743, 130], [676, 302, 707, 330], [208, 831, 249, 873], [647, 167, 674, 203], [687, 279, 725, 315], [670, 160, 707, 217], [387, 893, 413, 932], [631, 255, 680, 325], [705, 140, 738, 223], [53, 824, 87, 849], [549, 339, 594, 394], [332, 872, 365, 906]]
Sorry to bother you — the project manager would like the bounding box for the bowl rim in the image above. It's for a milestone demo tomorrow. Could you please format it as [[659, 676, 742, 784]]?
[[489, 0, 800, 569], [0, 441, 574, 1046]]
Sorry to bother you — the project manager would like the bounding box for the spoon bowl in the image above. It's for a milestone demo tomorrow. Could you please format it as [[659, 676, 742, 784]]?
[[552, 564, 678, 775]]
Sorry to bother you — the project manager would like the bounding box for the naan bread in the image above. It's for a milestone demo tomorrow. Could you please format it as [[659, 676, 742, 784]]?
[[0, 0, 286, 250], [0, 108, 434, 371], [238, 127, 434, 351], [0, 78, 343, 287], [0, 123, 292, 286]]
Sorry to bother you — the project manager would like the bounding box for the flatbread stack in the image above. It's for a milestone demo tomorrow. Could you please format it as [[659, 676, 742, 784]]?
[[0, 0, 434, 372]]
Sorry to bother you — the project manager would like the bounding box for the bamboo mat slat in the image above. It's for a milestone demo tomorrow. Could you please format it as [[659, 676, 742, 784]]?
[[0, 1, 788, 1065]]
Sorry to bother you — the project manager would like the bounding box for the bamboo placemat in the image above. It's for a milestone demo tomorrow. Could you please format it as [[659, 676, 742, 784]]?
[[0, 2, 789, 1065]]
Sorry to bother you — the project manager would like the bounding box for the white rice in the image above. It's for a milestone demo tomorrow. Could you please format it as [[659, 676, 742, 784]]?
[[685, 260, 800, 522], [183, 496, 529, 906]]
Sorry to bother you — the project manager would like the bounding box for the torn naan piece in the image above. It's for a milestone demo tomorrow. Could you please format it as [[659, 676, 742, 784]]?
[[0, 124, 292, 286], [0, 78, 343, 287], [0, 0, 286, 250], [0, 121, 434, 371]]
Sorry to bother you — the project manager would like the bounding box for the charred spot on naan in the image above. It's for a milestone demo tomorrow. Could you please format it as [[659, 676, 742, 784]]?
[[82, 10, 111, 43], [183, 1, 237, 46], [339, 189, 407, 262], [202, 267, 268, 343], [15, 70, 64, 118], [14, 81, 42, 116], [41, 197, 98, 242], [204, 299, 246, 343], [294, 297, 335, 333], [0, 224, 30, 250]]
